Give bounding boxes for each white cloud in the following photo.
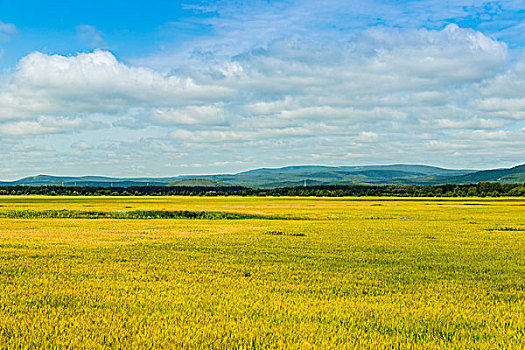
[475,53,525,120]
[357,131,379,142]
[11,144,55,152]
[470,129,517,140]
[151,105,227,125]
[170,126,312,143]
[0,116,91,136]
[0,50,230,120]
[71,141,92,150]
[435,118,504,129]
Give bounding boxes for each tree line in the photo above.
[0,182,524,197]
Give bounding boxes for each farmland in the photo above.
[0,196,524,349]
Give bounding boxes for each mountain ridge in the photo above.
[1,164,523,188]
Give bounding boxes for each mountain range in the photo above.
[1,164,524,188]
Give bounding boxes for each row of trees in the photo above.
[0,182,524,197]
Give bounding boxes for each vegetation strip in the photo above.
[0,209,278,220]
[1,182,524,197]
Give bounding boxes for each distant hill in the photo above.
[258,179,326,189]
[1,163,523,188]
[206,164,477,187]
[167,179,230,187]
[439,164,525,184]
[0,175,176,187]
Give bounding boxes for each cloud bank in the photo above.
[0,24,523,177]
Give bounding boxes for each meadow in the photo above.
[0,196,523,349]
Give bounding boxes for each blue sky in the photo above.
[0,0,524,179]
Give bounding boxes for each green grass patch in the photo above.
[0,209,275,220]
[263,230,306,237]
[486,226,523,232]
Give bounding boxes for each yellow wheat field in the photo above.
[0,196,523,349]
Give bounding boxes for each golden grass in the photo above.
[0,196,523,348]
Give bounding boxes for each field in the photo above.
[0,196,524,349]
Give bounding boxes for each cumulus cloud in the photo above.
[0,50,230,120]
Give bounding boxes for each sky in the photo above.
[0,0,524,179]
